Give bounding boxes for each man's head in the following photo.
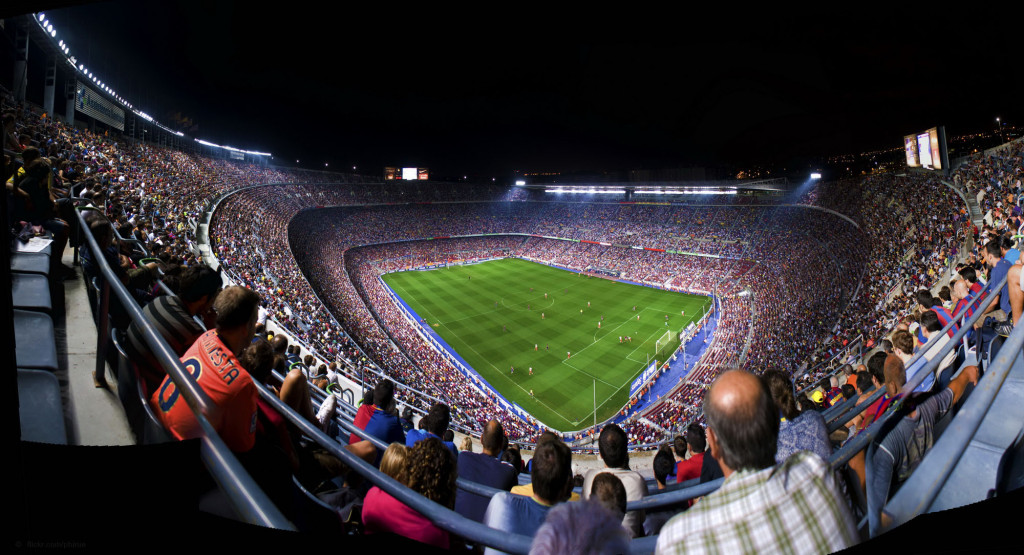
[1001,234,1016,254]
[867,351,887,387]
[891,330,915,358]
[653,445,675,488]
[883,354,907,397]
[702,370,779,475]
[481,419,505,455]
[938,286,951,304]
[373,379,395,409]
[841,384,856,400]
[919,310,942,337]
[590,472,627,520]
[958,266,977,284]
[214,286,260,332]
[531,435,573,505]
[177,263,221,314]
[855,371,873,395]
[425,402,451,437]
[839,364,853,380]
[672,435,687,459]
[270,334,288,354]
[685,422,707,455]
[985,239,1002,265]
[597,423,628,469]
[951,279,969,303]
[213,286,261,355]
[20,146,40,164]
[916,289,936,310]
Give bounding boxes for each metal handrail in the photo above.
[824,272,1006,438]
[881,321,1024,531]
[74,208,294,530]
[254,382,533,553]
[823,268,1010,537]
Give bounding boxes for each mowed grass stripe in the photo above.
[382,258,712,431]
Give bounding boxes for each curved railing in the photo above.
[74,208,294,530]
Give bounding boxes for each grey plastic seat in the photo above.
[17,369,67,444]
[10,252,50,276]
[11,273,52,313]
[14,310,59,371]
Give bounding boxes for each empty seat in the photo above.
[17,369,67,444]
[14,310,59,371]
[11,273,52,313]
[10,252,50,276]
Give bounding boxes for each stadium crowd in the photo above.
[7,81,1023,551]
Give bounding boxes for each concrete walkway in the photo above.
[59,246,133,446]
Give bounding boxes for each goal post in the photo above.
[655,329,675,359]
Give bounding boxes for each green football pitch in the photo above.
[381,258,712,431]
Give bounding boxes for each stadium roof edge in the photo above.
[517,178,790,192]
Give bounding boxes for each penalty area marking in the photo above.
[435,319,580,427]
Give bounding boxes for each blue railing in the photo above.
[880,317,1023,530]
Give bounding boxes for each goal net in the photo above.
[655,329,676,359]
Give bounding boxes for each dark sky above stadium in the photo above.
[17,2,1023,178]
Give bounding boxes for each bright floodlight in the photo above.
[810,172,822,179]
[51,29,56,37]
[38,13,45,21]
[515,180,526,186]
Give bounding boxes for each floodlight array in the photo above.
[33,12,270,158]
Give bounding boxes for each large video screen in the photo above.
[384,167,429,180]
[904,126,946,170]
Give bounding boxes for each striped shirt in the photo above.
[656,451,858,555]
[126,294,204,391]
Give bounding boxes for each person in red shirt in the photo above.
[151,286,261,452]
[674,423,708,509]
[675,423,707,482]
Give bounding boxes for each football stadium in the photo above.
[6,5,1024,552]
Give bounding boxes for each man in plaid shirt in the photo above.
[656,370,859,554]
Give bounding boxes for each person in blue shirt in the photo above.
[1001,234,1020,265]
[483,434,573,555]
[406,402,458,459]
[978,239,1013,321]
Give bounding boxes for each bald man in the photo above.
[455,419,519,523]
[656,370,858,554]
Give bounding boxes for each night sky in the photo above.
[14,2,1023,177]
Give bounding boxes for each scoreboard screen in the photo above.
[903,126,946,170]
[384,167,429,180]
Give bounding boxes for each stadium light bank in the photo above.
[35,13,268,156]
